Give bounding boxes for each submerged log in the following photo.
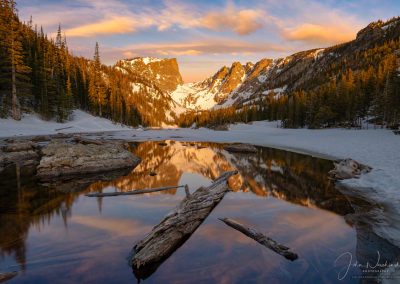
[85,185,186,197]
[130,171,238,279]
[219,218,298,261]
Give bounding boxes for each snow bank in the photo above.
[0,110,130,137]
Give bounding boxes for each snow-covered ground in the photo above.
[0,110,131,136]
[1,114,399,246]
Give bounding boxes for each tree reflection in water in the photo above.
[0,141,398,282]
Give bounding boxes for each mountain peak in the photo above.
[117,57,183,93]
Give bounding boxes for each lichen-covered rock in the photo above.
[329,158,372,180]
[37,140,141,180]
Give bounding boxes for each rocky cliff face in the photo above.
[170,61,252,111]
[170,17,400,112]
[116,57,183,94]
[108,17,400,117]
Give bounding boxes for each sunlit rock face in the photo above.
[117,57,183,94]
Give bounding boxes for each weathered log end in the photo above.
[219,217,298,261]
[129,171,238,280]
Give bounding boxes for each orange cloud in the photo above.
[65,17,137,37]
[201,6,264,35]
[122,40,286,57]
[59,1,266,38]
[283,23,357,45]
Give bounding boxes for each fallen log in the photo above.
[219,218,298,261]
[85,185,187,197]
[224,143,257,153]
[129,171,238,280]
[54,126,73,131]
[0,271,18,283]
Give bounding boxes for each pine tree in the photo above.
[0,0,31,120]
[89,42,105,116]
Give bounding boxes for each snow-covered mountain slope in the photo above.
[169,17,400,112]
[169,50,325,111]
[170,61,256,111]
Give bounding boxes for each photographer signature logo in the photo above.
[334,251,400,280]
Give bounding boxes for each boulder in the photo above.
[37,140,141,181]
[224,143,258,153]
[329,158,372,180]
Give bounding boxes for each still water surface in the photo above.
[1,141,396,283]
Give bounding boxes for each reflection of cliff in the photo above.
[224,147,354,216]
[86,141,239,194]
[87,141,353,217]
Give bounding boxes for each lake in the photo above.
[1,141,398,283]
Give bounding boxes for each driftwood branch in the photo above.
[85,185,187,197]
[54,126,73,131]
[129,171,238,280]
[219,218,298,261]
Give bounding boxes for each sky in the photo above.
[17,0,400,82]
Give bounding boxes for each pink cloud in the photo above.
[282,23,358,45]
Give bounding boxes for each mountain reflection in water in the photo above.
[0,141,398,283]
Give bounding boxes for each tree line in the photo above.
[0,0,174,126]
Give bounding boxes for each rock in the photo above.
[329,158,372,180]
[37,140,141,181]
[52,133,73,139]
[209,124,229,131]
[72,136,104,145]
[393,130,400,135]
[0,141,40,171]
[2,141,35,152]
[31,135,51,142]
[224,143,258,153]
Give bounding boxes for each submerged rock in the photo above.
[329,158,372,180]
[37,140,141,181]
[224,143,258,153]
